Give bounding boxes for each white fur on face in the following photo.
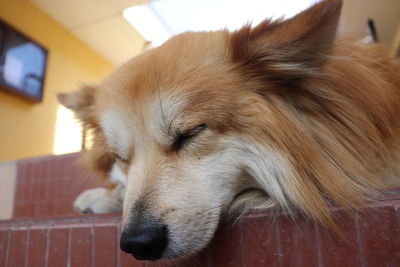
[149,92,185,146]
[120,133,290,258]
[100,97,292,258]
[162,135,291,257]
[109,164,127,185]
[232,138,293,210]
[101,109,135,159]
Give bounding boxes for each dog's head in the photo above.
[59,0,346,260]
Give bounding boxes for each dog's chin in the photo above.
[159,191,270,260]
[159,212,221,260]
[160,237,212,261]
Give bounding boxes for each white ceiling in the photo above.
[31,0,400,66]
[31,0,148,66]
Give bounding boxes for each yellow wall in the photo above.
[0,0,113,161]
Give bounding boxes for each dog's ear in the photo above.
[230,0,342,87]
[57,85,97,126]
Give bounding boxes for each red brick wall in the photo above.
[13,153,98,218]
[2,153,400,266]
[0,202,399,266]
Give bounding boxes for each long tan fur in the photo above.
[58,0,400,258]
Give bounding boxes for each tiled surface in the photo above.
[26,229,47,267]
[212,221,244,267]
[0,201,399,267]
[13,152,99,218]
[0,161,17,220]
[0,230,8,266]
[358,207,400,266]
[71,227,92,267]
[48,228,68,267]
[242,216,279,266]
[1,153,399,266]
[278,216,318,267]
[6,230,27,267]
[94,226,118,267]
[317,211,361,267]
[0,215,145,267]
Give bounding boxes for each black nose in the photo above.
[120,221,168,261]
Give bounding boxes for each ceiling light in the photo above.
[123,0,320,46]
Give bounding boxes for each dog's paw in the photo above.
[73,188,122,214]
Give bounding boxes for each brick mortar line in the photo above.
[396,206,400,227]
[0,215,121,228]
[238,220,244,267]
[275,222,283,267]
[66,227,71,267]
[365,200,400,208]
[4,231,10,267]
[12,160,21,218]
[242,200,400,219]
[2,201,398,229]
[44,228,50,267]
[90,227,94,267]
[0,221,121,231]
[15,198,84,204]
[116,226,121,267]
[2,201,397,231]
[315,225,323,267]
[24,228,30,267]
[354,214,366,267]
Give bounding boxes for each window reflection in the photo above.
[0,20,47,101]
[3,43,46,98]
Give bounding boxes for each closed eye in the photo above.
[114,153,129,164]
[173,123,207,152]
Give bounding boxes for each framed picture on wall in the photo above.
[0,19,48,102]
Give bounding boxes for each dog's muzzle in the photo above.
[120,220,168,261]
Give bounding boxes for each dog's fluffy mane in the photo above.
[59,0,400,231]
[228,0,400,229]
